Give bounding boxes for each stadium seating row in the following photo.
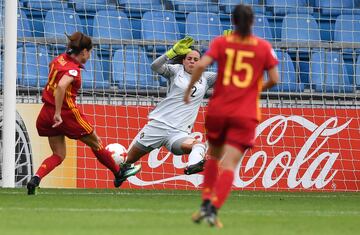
[17,0,360,16]
[9,8,360,45]
[6,45,360,93]
[2,0,358,94]
[11,1,360,41]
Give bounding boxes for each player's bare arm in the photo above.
[262,66,279,91]
[52,75,74,128]
[184,55,213,104]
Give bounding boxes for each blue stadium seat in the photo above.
[253,14,273,41]
[185,12,222,42]
[118,0,163,13]
[266,0,312,15]
[70,0,117,12]
[219,0,265,14]
[92,10,132,49]
[141,11,180,53]
[113,46,157,89]
[92,10,132,83]
[44,9,83,39]
[17,45,51,88]
[25,0,68,10]
[314,0,358,16]
[169,0,219,13]
[82,50,109,89]
[269,51,303,92]
[18,9,32,40]
[281,14,321,42]
[311,51,352,93]
[334,15,360,44]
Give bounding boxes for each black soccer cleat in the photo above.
[191,199,211,224]
[114,163,141,188]
[27,176,40,195]
[204,204,223,228]
[184,159,206,175]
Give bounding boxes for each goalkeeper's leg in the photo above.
[170,137,206,175]
[185,142,206,175]
[111,142,150,188]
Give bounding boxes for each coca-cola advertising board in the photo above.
[76,105,360,192]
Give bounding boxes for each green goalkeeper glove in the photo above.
[223,29,233,36]
[165,36,195,59]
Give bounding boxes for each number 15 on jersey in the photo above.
[223,49,255,88]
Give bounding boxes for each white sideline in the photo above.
[0,207,360,217]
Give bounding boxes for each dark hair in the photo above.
[232,4,254,37]
[66,31,93,55]
[170,48,202,64]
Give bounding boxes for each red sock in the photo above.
[92,147,120,175]
[212,169,234,209]
[202,158,219,201]
[35,154,63,179]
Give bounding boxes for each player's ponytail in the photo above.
[232,4,254,38]
[66,31,93,55]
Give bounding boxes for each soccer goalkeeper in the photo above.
[121,36,216,180]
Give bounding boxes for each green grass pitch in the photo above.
[0,188,359,235]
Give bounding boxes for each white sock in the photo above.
[188,143,206,166]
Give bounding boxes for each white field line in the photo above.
[0,190,360,198]
[0,207,360,217]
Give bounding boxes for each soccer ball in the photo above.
[105,143,127,165]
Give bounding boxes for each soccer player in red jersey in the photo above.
[184,4,279,227]
[27,32,140,195]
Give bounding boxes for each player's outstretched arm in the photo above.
[184,55,213,104]
[150,54,172,77]
[151,36,195,79]
[262,66,279,91]
[165,36,194,59]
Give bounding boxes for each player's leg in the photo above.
[211,144,243,210]
[204,144,243,228]
[170,137,207,175]
[107,142,150,187]
[204,118,257,227]
[113,120,164,186]
[27,135,66,195]
[126,142,151,164]
[192,142,223,225]
[125,120,164,167]
[192,114,225,225]
[180,138,206,175]
[80,132,141,188]
[80,132,120,175]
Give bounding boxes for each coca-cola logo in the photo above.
[128,116,352,190]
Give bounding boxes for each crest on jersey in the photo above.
[69,69,78,76]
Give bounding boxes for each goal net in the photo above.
[1,0,359,191]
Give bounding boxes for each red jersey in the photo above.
[42,53,83,110]
[205,34,278,121]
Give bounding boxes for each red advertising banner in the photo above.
[77,105,360,192]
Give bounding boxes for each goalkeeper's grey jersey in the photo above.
[149,55,216,133]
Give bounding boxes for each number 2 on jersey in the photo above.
[223,49,255,88]
[190,86,197,97]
